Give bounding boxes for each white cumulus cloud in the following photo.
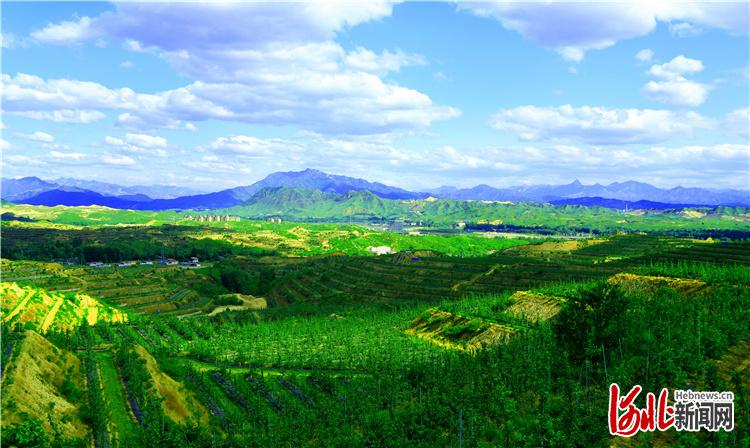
[12,109,106,123]
[459,1,748,61]
[635,49,654,63]
[669,22,702,37]
[489,105,712,144]
[648,55,704,79]
[642,79,710,107]
[30,16,97,45]
[642,55,710,106]
[345,47,426,74]
[101,154,136,166]
[49,151,85,160]
[14,131,55,142]
[124,133,167,148]
[723,108,750,139]
[104,134,168,157]
[15,2,458,135]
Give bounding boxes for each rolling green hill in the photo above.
[231,187,409,221]
[220,187,750,235]
[5,190,750,238]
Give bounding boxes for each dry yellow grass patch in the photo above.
[1,282,35,323]
[76,293,127,325]
[133,345,210,426]
[289,226,311,236]
[407,308,518,353]
[690,237,715,243]
[724,214,750,222]
[607,273,706,296]
[1,331,89,439]
[1,283,127,333]
[680,210,707,219]
[715,340,750,388]
[506,291,566,323]
[40,295,65,333]
[207,294,268,316]
[506,238,605,257]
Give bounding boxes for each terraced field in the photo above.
[3,235,745,319]
[1,260,222,316]
[504,291,566,323]
[2,226,749,447]
[265,253,610,307]
[263,235,747,308]
[1,283,127,333]
[32,315,386,446]
[407,308,519,352]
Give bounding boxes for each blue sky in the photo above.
[1,1,748,191]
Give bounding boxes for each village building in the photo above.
[185,214,241,222]
[116,261,136,267]
[368,246,393,256]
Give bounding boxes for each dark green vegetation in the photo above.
[2,202,750,447]
[0,224,275,263]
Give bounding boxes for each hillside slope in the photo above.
[1,331,89,440]
[1,283,127,333]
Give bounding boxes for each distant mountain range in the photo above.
[227,168,427,201]
[2,169,748,211]
[217,187,750,225]
[232,187,405,220]
[53,178,205,199]
[1,177,204,201]
[431,180,750,206]
[549,197,710,210]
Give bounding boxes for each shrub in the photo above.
[4,418,49,448]
[213,295,243,307]
[60,377,82,402]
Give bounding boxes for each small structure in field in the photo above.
[268,217,282,223]
[368,246,393,256]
